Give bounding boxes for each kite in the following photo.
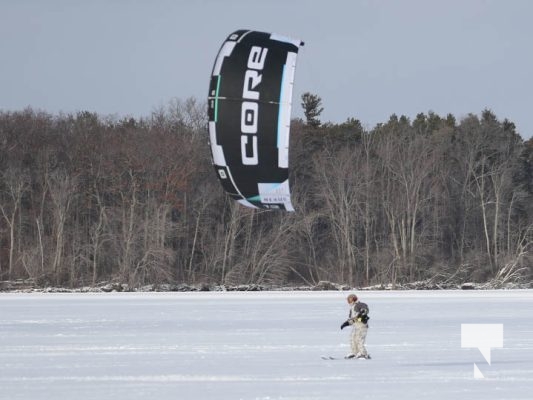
[208,30,304,211]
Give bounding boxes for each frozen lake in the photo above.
[1,290,532,400]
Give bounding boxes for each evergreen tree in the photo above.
[300,92,324,128]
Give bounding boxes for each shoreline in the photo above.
[1,279,531,294]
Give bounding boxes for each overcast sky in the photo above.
[1,0,532,138]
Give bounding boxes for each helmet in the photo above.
[347,294,358,303]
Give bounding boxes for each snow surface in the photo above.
[1,290,532,400]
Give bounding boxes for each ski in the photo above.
[321,355,371,360]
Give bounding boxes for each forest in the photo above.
[0,97,532,289]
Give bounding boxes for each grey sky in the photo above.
[1,0,532,138]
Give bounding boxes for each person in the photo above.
[340,294,370,359]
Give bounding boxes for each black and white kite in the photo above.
[208,30,304,211]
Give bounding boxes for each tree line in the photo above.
[0,99,531,288]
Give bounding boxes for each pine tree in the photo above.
[301,92,324,128]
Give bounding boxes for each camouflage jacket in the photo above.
[348,301,369,324]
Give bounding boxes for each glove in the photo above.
[340,321,350,330]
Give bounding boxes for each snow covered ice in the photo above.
[1,290,532,400]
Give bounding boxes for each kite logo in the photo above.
[461,324,503,379]
[241,46,268,166]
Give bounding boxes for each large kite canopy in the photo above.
[207,30,304,211]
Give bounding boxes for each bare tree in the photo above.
[46,170,77,282]
[0,168,29,279]
[457,112,526,275]
[376,118,439,283]
[314,146,363,285]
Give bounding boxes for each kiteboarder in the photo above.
[340,294,371,359]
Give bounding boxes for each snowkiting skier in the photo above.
[341,294,371,359]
